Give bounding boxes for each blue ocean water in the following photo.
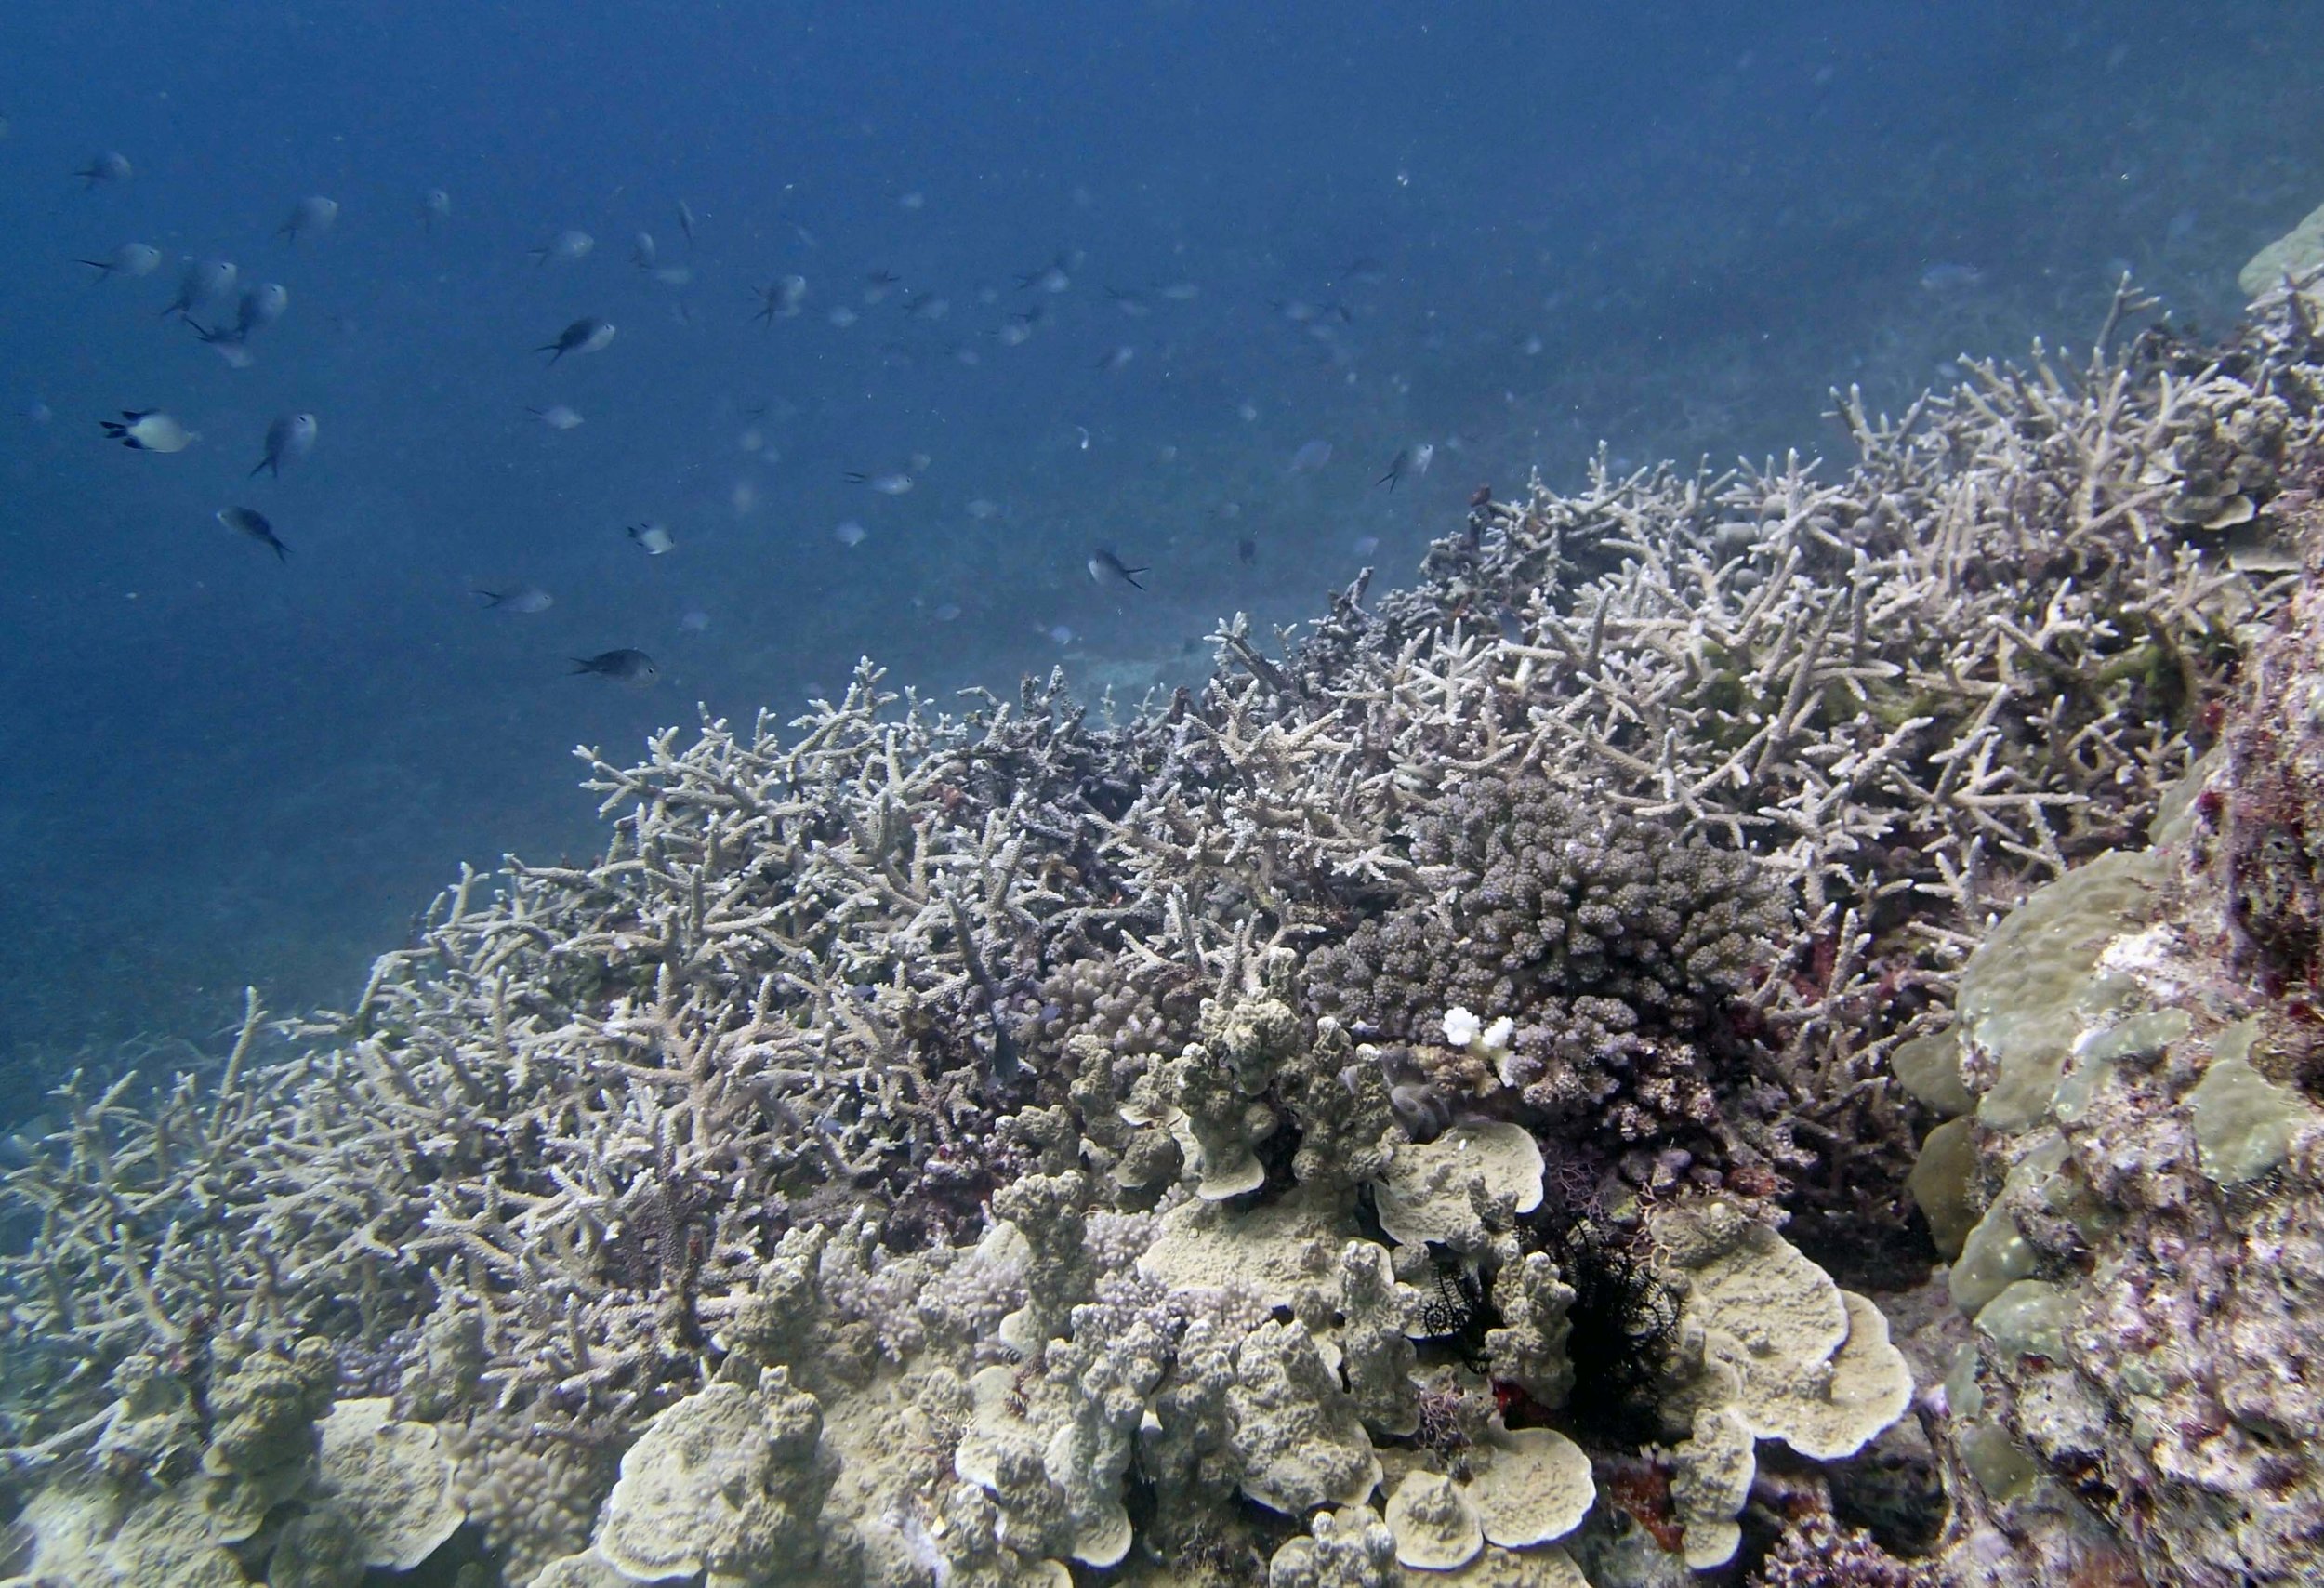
[0,0,2316,1092]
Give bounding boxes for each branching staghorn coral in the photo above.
[3,285,2318,1575]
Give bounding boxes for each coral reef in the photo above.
[3,278,2320,1586]
[1897,471,2324,1585]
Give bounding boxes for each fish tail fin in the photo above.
[1127,567,1149,589]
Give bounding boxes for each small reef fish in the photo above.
[231,282,290,337]
[77,243,161,281]
[188,285,286,366]
[99,409,198,452]
[1919,261,1986,294]
[1375,443,1434,489]
[676,199,698,248]
[631,232,658,271]
[475,584,554,613]
[251,413,317,477]
[845,470,914,495]
[833,520,868,548]
[1096,344,1136,373]
[217,507,288,562]
[1288,438,1333,473]
[997,305,1043,347]
[188,286,293,367]
[190,323,256,368]
[74,151,132,187]
[532,229,594,266]
[537,318,615,362]
[753,275,808,323]
[964,498,999,521]
[421,188,452,230]
[528,404,584,430]
[627,522,675,555]
[1088,548,1148,591]
[572,648,657,682]
[278,195,338,244]
[1018,255,1072,294]
[159,258,237,321]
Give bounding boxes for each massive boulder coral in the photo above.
[1265,1503,1398,1588]
[1228,1319,1383,1516]
[591,1366,844,1586]
[0,1343,467,1587]
[311,1397,464,1572]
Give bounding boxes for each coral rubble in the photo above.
[5,276,2323,1586]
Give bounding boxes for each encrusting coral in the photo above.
[1898,473,2324,1585]
[592,1364,842,1585]
[3,274,2321,1585]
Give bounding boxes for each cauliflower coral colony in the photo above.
[9,245,2324,1587]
